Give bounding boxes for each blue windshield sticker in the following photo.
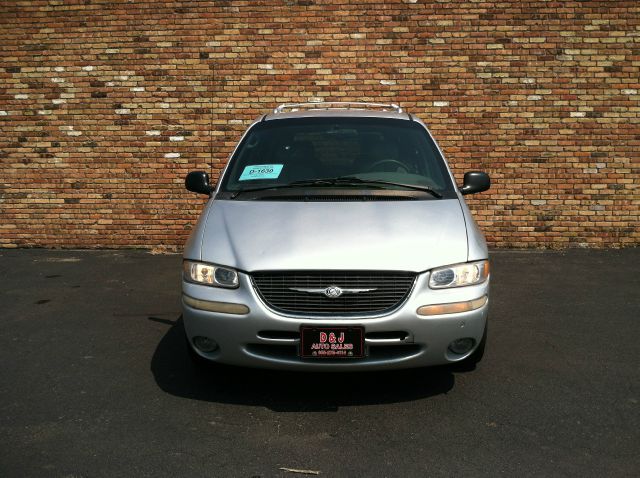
[239,164,284,181]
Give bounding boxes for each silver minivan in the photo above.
[182,102,491,371]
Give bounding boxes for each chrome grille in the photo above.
[251,271,416,316]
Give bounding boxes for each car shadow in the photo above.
[150,316,455,412]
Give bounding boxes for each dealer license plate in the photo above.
[299,326,365,358]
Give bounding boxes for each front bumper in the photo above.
[182,272,489,371]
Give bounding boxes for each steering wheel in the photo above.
[367,159,409,173]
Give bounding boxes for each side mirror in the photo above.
[185,171,213,195]
[460,171,490,195]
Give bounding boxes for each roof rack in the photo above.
[273,102,403,114]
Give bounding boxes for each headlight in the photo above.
[429,260,489,289]
[183,260,239,288]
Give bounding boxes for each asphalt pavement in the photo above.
[0,248,638,477]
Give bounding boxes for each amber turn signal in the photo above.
[417,295,487,316]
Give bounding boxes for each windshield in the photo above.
[220,117,455,197]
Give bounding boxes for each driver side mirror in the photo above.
[185,171,213,195]
[460,171,490,195]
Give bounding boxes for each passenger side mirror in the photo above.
[185,171,213,195]
[460,171,490,195]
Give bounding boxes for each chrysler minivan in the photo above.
[182,102,491,371]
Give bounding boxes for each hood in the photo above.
[198,199,468,272]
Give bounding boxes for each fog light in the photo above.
[193,336,219,353]
[448,338,475,355]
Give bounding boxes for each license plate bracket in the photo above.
[299,326,365,359]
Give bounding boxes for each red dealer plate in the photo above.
[300,326,365,359]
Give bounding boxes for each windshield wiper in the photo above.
[328,176,443,198]
[229,180,333,198]
[229,177,442,199]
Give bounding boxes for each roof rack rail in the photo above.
[273,102,403,114]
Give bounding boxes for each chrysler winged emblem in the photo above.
[291,285,376,298]
[324,286,343,298]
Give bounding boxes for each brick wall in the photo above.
[1,0,638,250]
